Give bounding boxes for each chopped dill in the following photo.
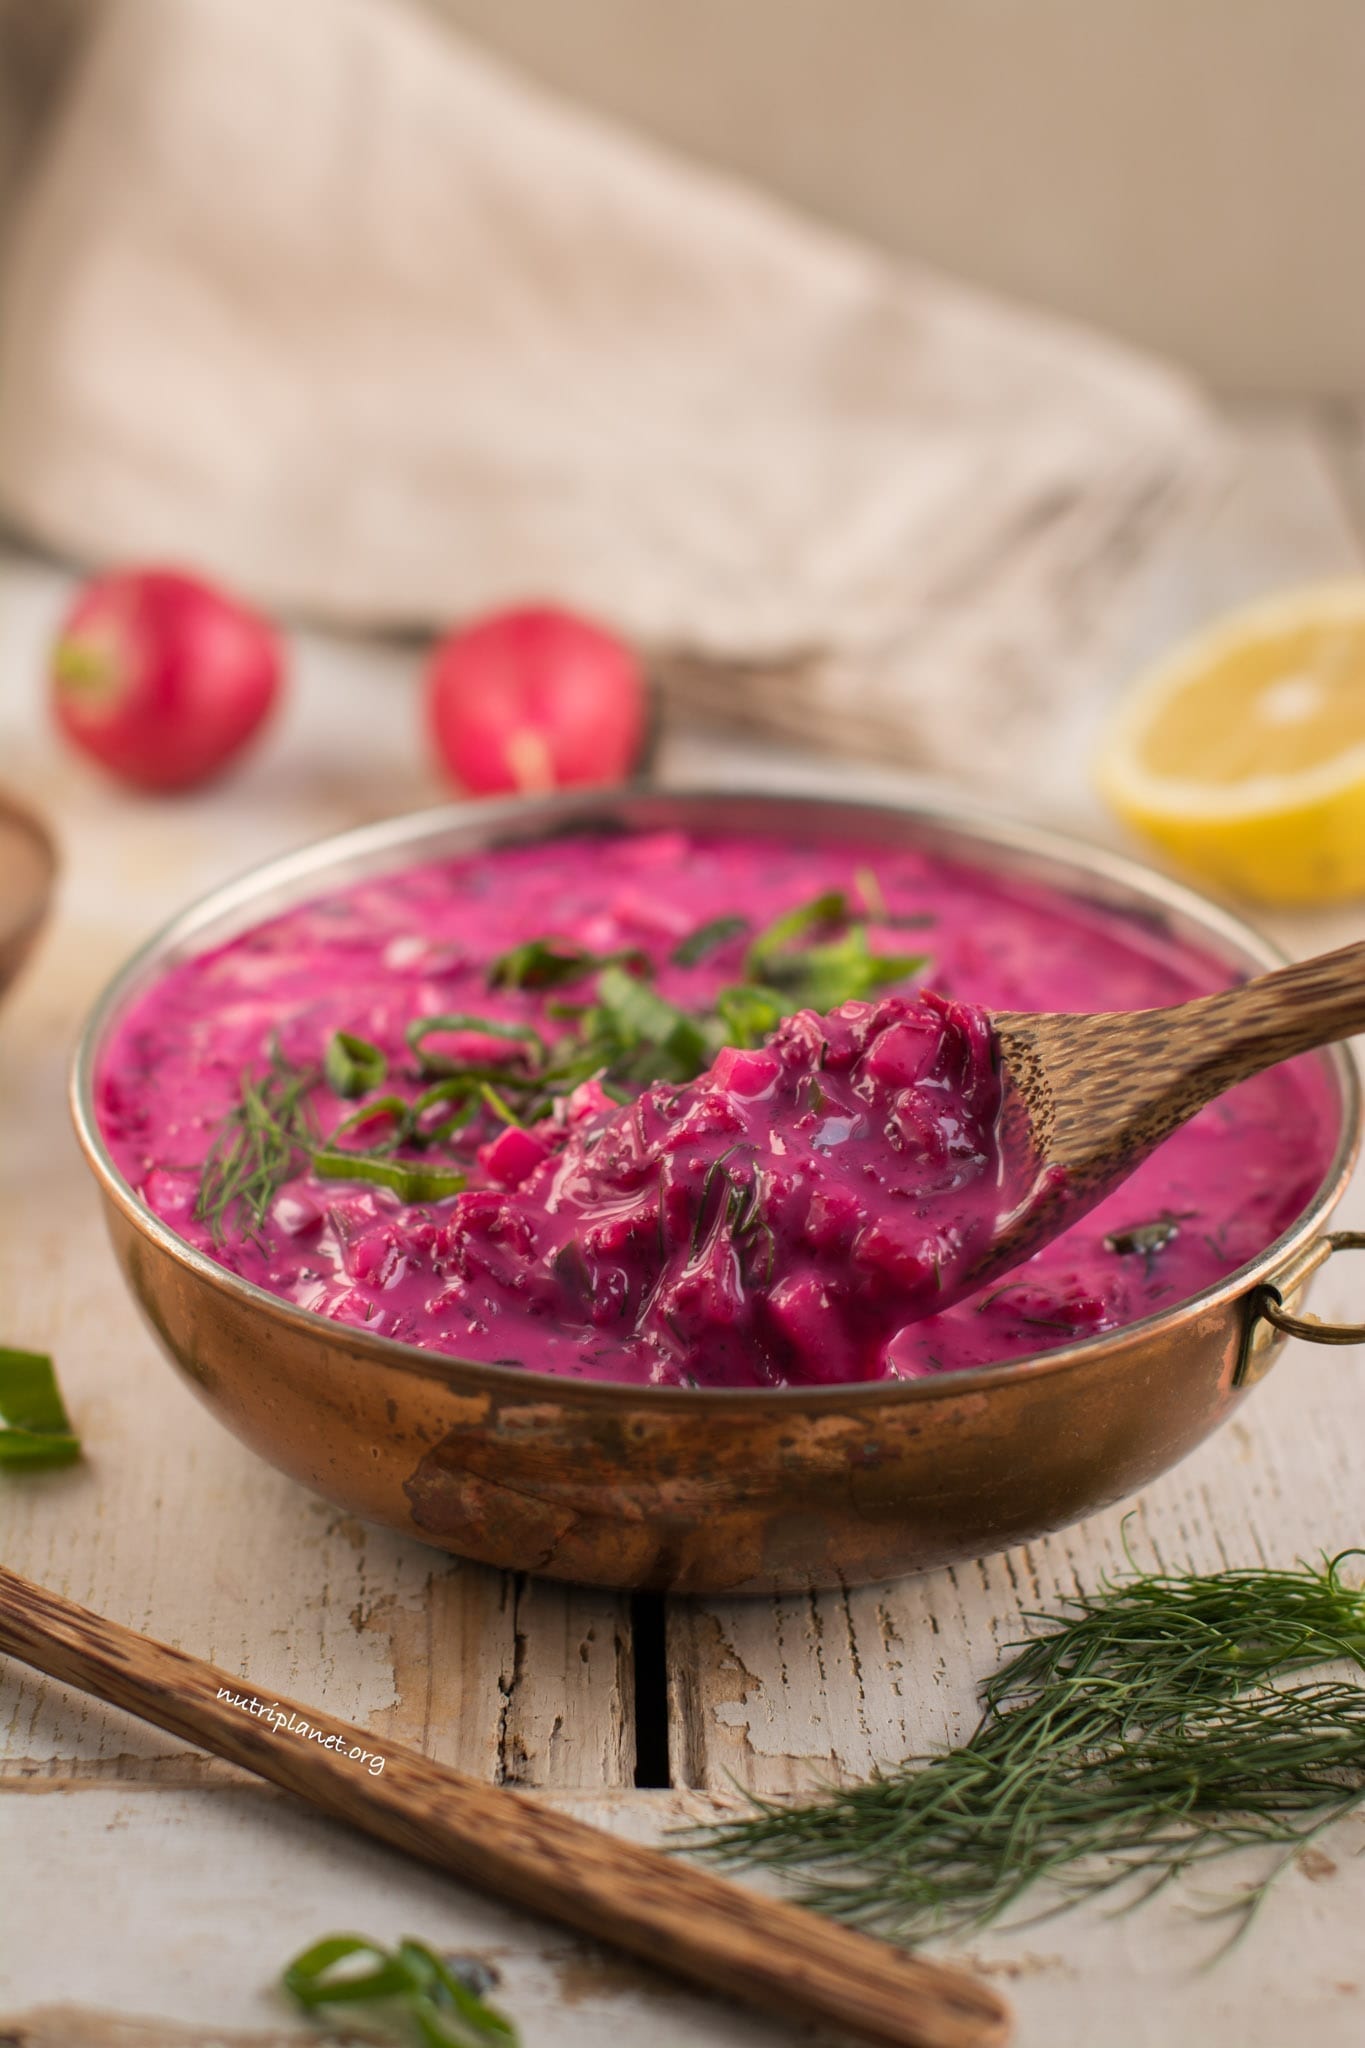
[694,1551,1365,1952]
[194,1041,318,1246]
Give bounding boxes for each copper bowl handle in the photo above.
[1250,1229,1365,1344]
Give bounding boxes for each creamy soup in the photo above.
[98,828,1336,1387]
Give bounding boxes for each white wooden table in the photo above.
[2,405,1364,2048]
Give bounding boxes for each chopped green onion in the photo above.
[313,1151,467,1203]
[595,963,714,1079]
[488,936,647,990]
[744,891,848,979]
[478,1080,522,1127]
[325,1030,388,1099]
[711,982,787,1048]
[0,1348,80,1469]
[671,915,748,967]
[407,1013,547,1075]
[281,1932,518,2046]
[331,1094,410,1144]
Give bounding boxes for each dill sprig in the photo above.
[194,1042,319,1246]
[194,1037,467,1244]
[695,1552,1365,1950]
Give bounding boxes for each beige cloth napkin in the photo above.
[0,0,1216,786]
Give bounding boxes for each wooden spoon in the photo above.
[983,940,1365,1285]
[0,1565,1010,2048]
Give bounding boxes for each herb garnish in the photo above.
[488,937,647,990]
[194,1034,468,1242]
[281,1932,517,2045]
[0,1348,80,1468]
[671,914,749,967]
[194,892,928,1240]
[195,1043,321,1245]
[311,1150,468,1203]
[324,1030,388,1099]
[415,891,927,1125]
[1105,1211,1194,1278]
[742,891,927,1013]
[697,1552,1365,1951]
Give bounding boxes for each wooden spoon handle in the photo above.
[0,1566,1009,2048]
[1185,940,1365,1080]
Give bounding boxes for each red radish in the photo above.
[51,567,282,792]
[425,605,646,796]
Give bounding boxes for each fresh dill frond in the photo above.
[194,1043,318,1245]
[694,1552,1365,1951]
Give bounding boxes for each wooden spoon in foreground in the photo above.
[0,1566,1009,2048]
[984,939,1365,1286]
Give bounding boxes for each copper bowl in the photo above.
[70,789,1363,1595]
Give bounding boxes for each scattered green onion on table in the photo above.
[281,1933,518,2047]
[696,1552,1365,1953]
[0,1348,80,1468]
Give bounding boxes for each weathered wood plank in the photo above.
[0,552,633,1788]
[2,1781,1362,2048]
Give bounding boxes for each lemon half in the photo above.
[1096,582,1365,904]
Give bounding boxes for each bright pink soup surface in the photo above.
[98,829,1337,1387]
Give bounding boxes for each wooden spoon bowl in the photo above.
[0,791,56,1007]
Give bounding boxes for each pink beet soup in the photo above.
[97,827,1338,1388]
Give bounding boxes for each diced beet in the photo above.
[802,1182,863,1253]
[762,1274,860,1383]
[861,1018,938,1090]
[141,1168,198,1219]
[852,1220,938,1299]
[345,1227,410,1289]
[271,1181,324,1236]
[564,1078,615,1126]
[477,1124,551,1188]
[654,1235,747,1339]
[708,1045,780,1097]
[582,1199,661,1261]
[658,1091,744,1152]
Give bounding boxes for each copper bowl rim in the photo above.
[69,782,1361,1411]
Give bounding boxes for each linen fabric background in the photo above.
[0,0,1217,787]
